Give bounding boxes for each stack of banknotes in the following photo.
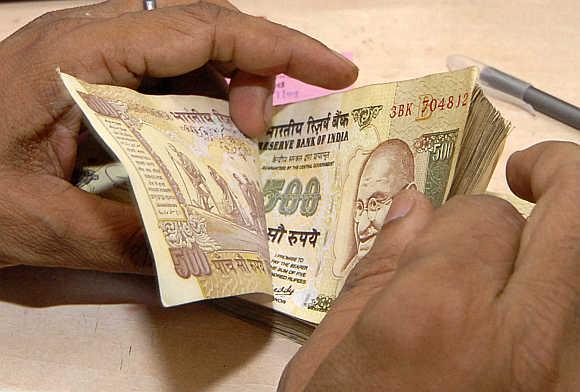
[62,67,515,342]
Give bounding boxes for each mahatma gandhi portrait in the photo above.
[337,138,415,275]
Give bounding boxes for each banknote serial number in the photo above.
[389,92,470,121]
[263,177,321,217]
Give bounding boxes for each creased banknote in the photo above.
[61,73,272,306]
[63,67,507,323]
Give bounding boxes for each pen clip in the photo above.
[446,55,536,116]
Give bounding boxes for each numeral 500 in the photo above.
[263,177,321,216]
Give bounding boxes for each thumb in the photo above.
[1,175,154,275]
[228,71,276,137]
[279,189,434,392]
[349,189,434,285]
[341,189,435,309]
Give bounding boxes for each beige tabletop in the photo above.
[0,1,578,391]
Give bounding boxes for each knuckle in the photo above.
[542,140,580,161]
[32,11,80,36]
[341,254,397,294]
[483,195,525,226]
[33,10,65,25]
[421,285,472,328]
[163,2,232,45]
[28,21,87,57]
[218,0,240,11]
[447,194,524,232]
[534,141,580,183]
[551,161,580,193]
[403,195,523,265]
[199,0,242,32]
[185,1,238,22]
[355,275,471,352]
[443,193,479,212]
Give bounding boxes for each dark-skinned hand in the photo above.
[0,0,357,273]
[280,141,580,392]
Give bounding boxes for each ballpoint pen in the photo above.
[447,55,580,130]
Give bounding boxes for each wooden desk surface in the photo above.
[0,1,578,391]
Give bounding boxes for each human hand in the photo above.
[280,141,580,391]
[0,0,357,272]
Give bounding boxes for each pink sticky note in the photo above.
[273,52,354,105]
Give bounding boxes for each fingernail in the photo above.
[263,92,273,128]
[332,49,358,70]
[384,192,415,224]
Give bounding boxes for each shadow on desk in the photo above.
[0,266,276,391]
[0,265,158,306]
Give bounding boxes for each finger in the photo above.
[139,64,228,98]
[397,195,525,298]
[59,2,357,88]
[229,71,275,136]
[53,190,155,274]
[337,190,434,331]
[1,176,153,275]
[9,1,239,63]
[280,190,434,392]
[507,141,580,204]
[344,189,435,293]
[29,0,239,21]
[10,2,356,144]
[17,0,240,53]
[504,141,580,307]
[51,190,154,274]
[322,190,434,345]
[313,195,526,391]
[296,195,524,391]
[15,0,154,39]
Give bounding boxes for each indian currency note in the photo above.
[76,162,129,193]
[60,73,272,306]
[63,68,484,319]
[259,68,478,323]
